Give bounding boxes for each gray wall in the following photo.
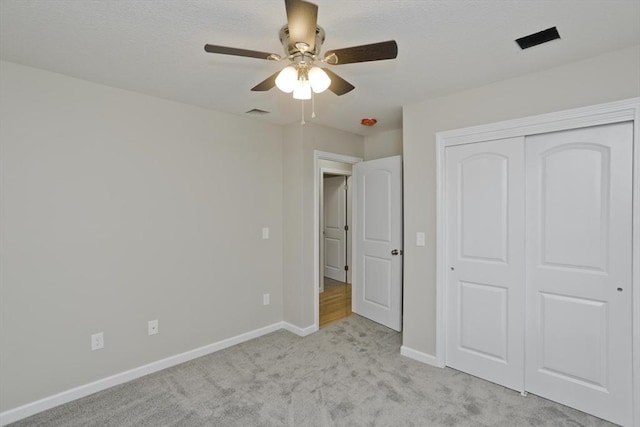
[0,61,285,411]
[401,45,640,357]
[364,129,403,160]
[0,59,363,412]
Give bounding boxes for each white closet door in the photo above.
[445,137,525,391]
[525,123,633,426]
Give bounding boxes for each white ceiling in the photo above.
[1,0,639,136]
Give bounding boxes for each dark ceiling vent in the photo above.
[245,108,270,115]
[515,27,560,50]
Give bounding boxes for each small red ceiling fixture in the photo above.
[360,117,377,126]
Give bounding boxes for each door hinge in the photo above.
[344,265,349,271]
[344,225,349,231]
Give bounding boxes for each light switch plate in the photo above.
[262,227,269,239]
[416,232,426,247]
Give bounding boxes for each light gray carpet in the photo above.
[10,315,615,427]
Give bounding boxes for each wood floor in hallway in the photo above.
[319,278,352,328]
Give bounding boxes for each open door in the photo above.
[352,156,403,331]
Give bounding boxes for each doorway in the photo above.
[319,163,353,327]
[313,151,404,332]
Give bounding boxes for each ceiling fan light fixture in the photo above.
[205,1,398,100]
[293,79,312,100]
[275,66,297,93]
[308,66,331,93]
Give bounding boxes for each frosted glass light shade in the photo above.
[308,67,331,93]
[293,80,311,100]
[275,66,297,93]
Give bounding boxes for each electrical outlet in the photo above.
[91,332,104,351]
[148,319,158,336]
[416,232,426,247]
[263,293,270,306]
[262,227,270,240]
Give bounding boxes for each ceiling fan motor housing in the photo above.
[279,25,325,58]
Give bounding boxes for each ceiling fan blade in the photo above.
[285,0,318,52]
[251,71,280,92]
[322,68,355,96]
[204,44,281,61]
[324,40,398,65]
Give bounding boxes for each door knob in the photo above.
[391,249,399,256]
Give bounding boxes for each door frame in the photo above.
[314,151,362,330]
[435,97,640,424]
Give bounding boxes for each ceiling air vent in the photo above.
[515,27,560,50]
[245,108,270,115]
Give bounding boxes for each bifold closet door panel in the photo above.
[525,122,633,426]
[445,137,525,391]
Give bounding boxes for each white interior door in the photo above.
[323,175,346,282]
[353,156,403,331]
[525,123,633,426]
[445,137,526,391]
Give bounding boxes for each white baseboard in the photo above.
[0,321,284,426]
[282,322,317,337]
[400,345,445,368]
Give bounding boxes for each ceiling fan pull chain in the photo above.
[301,100,306,125]
[311,91,316,119]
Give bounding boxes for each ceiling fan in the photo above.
[204,0,398,100]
